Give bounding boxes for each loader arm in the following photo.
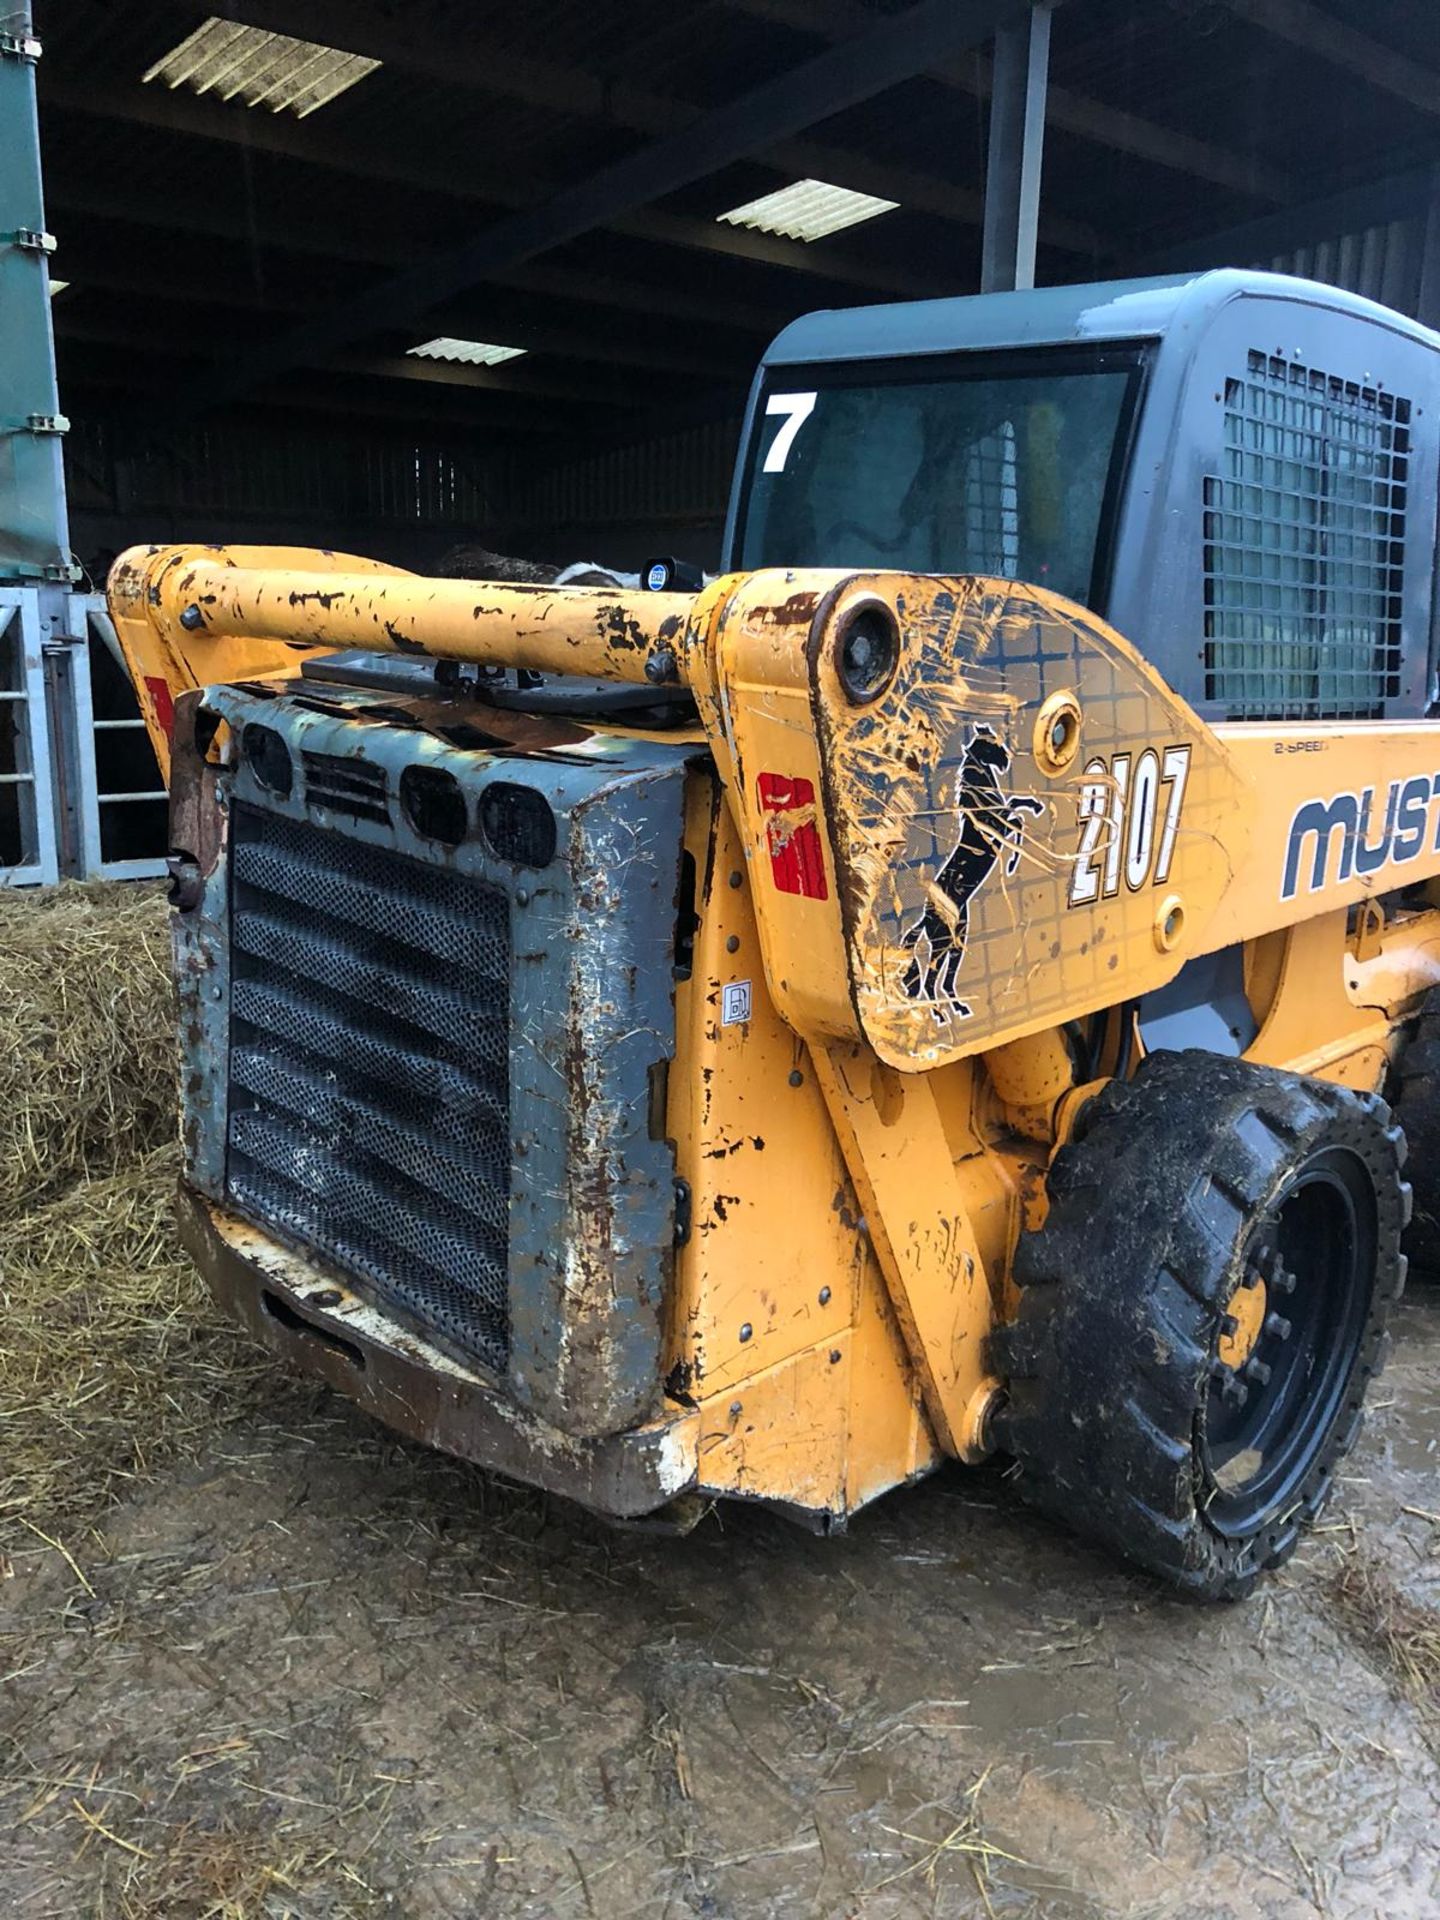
[107,545,419,781]
[109,542,1440,1458]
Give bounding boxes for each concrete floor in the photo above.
[3,1298,1439,1918]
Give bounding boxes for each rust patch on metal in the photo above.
[178,1186,698,1518]
[383,620,428,655]
[168,690,226,880]
[766,590,823,627]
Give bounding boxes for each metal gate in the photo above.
[0,584,168,887]
[0,589,59,885]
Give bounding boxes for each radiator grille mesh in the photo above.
[226,805,511,1370]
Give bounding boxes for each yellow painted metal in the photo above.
[666,777,953,1507]
[1218,1274,1267,1371]
[1347,903,1440,1018]
[810,1044,996,1459]
[982,1029,1078,1140]
[107,545,415,779]
[665,780,862,1398]
[1244,911,1396,1091]
[722,573,1247,1069]
[839,1221,943,1512]
[696,1334,856,1514]
[1211,726,1440,944]
[693,1295,938,1516]
[109,540,1440,1525]
[1352,898,1386,963]
[107,540,696,698]
[110,545,1440,1039]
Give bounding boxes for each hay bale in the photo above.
[0,882,286,1543]
[0,881,175,1217]
[0,1146,273,1542]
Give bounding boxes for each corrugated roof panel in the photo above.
[1269,216,1427,319]
[142,18,381,118]
[718,178,900,242]
[408,337,528,366]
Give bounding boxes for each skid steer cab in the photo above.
[109,270,1440,1600]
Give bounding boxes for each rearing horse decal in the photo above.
[899,724,1044,1014]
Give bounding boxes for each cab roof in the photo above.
[760,268,1440,368]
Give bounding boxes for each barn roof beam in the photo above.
[42,176,796,340]
[50,306,699,411]
[37,75,948,302]
[168,0,1047,412]
[57,350,590,440]
[1215,0,1440,119]
[725,0,1291,202]
[131,0,1101,257]
[43,233,754,384]
[1140,160,1438,276]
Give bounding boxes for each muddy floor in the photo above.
[3,1294,1439,1919]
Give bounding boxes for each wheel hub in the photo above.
[1201,1155,1374,1535]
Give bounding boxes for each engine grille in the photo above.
[225,804,511,1371]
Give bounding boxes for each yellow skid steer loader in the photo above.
[108,271,1440,1598]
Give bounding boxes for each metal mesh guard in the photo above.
[225,805,511,1371]
[1203,349,1410,721]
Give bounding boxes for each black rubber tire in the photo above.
[992,1050,1409,1601]
[1389,985,1440,1277]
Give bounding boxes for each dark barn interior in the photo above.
[32,0,1440,583]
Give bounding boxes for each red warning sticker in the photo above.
[757,772,828,901]
[144,675,176,743]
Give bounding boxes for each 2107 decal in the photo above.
[1067,746,1192,906]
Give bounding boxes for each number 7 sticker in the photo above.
[762,391,817,472]
[1154,745,1191,884]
